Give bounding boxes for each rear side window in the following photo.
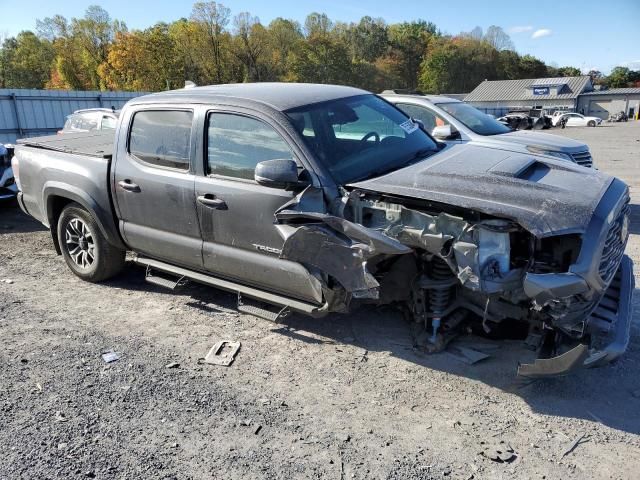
[207,113,294,180]
[129,110,193,170]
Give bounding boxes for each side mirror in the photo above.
[255,159,300,189]
[431,124,460,140]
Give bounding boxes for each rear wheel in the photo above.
[57,203,125,282]
[588,120,596,127]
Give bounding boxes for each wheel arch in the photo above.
[43,183,126,254]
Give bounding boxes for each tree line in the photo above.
[1,3,638,93]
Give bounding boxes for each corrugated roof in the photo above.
[580,87,640,96]
[464,76,592,102]
[530,77,570,86]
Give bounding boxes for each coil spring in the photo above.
[429,259,453,316]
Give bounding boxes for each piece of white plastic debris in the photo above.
[101,351,120,363]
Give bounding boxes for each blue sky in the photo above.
[1,0,638,74]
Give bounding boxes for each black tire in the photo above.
[588,120,596,127]
[57,203,125,282]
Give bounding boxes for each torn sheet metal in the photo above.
[274,187,411,298]
[517,343,589,378]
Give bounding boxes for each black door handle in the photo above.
[197,194,227,210]
[118,179,141,192]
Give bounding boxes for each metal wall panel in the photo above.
[0,89,147,144]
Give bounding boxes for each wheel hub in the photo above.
[65,218,95,269]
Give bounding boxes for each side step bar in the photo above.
[133,255,328,318]
[145,266,186,290]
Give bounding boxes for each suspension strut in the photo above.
[429,258,454,343]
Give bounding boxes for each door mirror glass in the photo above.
[255,159,299,189]
[431,124,460,140]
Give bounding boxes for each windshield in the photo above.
[437,102,511,136]
[286,94,439,184]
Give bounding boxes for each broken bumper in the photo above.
[518,255,634,378]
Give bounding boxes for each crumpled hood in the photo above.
[497,130,587,154]
[348,143,615,237]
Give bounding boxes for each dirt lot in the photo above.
[1,122,639,480]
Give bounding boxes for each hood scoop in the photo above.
[489,156,550,181]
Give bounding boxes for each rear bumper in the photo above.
[518,255,634,377]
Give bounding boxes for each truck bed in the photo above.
[17,131,114,159]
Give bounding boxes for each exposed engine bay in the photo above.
[275,184,633,378]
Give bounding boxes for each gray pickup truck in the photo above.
[13,83,633,377]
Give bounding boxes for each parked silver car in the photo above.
[382,92,594,167]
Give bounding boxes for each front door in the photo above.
[113,108,203,269]
[193,109,323,304]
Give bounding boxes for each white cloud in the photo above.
[508,25,533,34]
[532,28,552,39]
[623,60,640,70]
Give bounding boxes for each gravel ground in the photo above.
[1,122,640,480]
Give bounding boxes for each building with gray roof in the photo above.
[464,76,640,120]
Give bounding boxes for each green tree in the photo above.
[37,6,125,90]
[231,13,273,81]
[267,18,303,79]
[190,2,231,84]
[99,24,182,91]
[387,20,437,90]
[304,12,332,37]
[289,35,351,84]
[420,36,499,93]
[607,66,631,88]
[0,32,54,88]
[517,54,547,78]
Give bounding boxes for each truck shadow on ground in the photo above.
[0,205,47,234]
[269,300,640,436]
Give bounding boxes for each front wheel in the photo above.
[57,203,125,282]
[588,120,596,127]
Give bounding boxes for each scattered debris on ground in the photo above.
[101,350,120,363]
[561,433,589,458]
[203,341,241,366]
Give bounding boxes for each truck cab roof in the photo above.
[134,83,369,112]
[380,91,463,105]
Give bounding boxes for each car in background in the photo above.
[59,108,119,134]
[551,112,602,127]
[0,144,18,203]
[381,92,595,167]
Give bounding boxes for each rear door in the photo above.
[193,107,323,304]
[112,107,203,269]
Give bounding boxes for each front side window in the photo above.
[129,110,193,170]
[207,113,294,180]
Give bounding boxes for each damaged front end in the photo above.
[275,178,633,378]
